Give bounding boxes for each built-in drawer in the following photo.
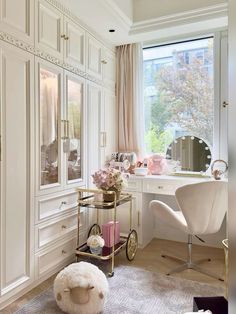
[143,179,178,195]
[125,178,142,192]
[36,237,77,277]
[35,191,78,222]
[35,210,80,251]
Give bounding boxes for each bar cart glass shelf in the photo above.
[75,188,138,277]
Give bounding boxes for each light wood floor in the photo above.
[2,238,226,313]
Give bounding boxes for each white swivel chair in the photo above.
[150,181,227,280]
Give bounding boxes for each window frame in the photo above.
[143,31,228,162]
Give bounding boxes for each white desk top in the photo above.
[130,174,212,182]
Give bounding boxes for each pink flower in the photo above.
[91,168,127,190]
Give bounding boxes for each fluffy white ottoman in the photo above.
[54,262,109,314]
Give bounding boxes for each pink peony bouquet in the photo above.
[92,168,127,191]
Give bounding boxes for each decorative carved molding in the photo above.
[0,31,35,54]
[0,31,103,86]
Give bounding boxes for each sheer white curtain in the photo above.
[116,43,144,159]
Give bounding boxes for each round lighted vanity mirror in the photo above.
[166,136,212,172]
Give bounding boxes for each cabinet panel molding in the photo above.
[87,35,102,80]
[0,42,34,295]
[35,190,78,222]
[87,81,102,187]
[36,237,76,277]
[0,0,34,43]
[64,18,85,70]
[103,48,116,90]
[36,0,63,58]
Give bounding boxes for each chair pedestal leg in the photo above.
[194,257,211,264]
[161,234,223,281]
[161,254,186,264]
[167,263,189,276]
[191,264,224,281]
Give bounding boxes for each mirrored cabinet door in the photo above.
[37,59,63,191]
[64,72,85,186]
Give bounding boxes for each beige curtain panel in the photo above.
[116,43,144,158]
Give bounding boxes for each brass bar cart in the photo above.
[75,188,138,277]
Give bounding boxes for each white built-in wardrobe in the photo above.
[0,0,116,308]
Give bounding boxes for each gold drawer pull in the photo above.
[223,101,229,108]
[61,34,66,39]
[61,225,67,229]
[59,201,67,210]
[62,250,67,255]
[64,36,69,40]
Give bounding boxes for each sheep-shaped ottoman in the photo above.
[54,262,109,314]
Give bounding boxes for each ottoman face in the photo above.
[193,296,228,314]
[54,262,109,314]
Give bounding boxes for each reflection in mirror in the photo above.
[40,68,59,186]
[67,79,82,181]
[166,136,212,172]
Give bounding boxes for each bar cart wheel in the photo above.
[126,229,138,261]
[88,223,101,238]
[108,271,114,277]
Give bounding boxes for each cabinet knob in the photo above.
[61,34,66,39]
[158,186,163,189]
[59,201,67,210]
[62,250,67,255]
[101,59,107,64]
[64,36,69,40]
[223,101,229,108]
[61,225,67,229]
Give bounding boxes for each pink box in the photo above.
[102,221,120,248]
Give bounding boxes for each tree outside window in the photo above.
[143,37,214,155]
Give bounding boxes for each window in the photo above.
[143,37,217,157]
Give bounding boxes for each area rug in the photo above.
[15,265,224,314]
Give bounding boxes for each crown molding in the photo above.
[0,31,103,86]
[102,0,133,31]
[130,3,228,35]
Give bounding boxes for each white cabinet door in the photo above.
[64,71,86,188]
[100,89,117,167]
[35,58,64,195]
[103,48,116,90]
[87,34,103,80]
[36,0,63,58]
[0,42,34,295]
[64,17,85,71]
[116,192,142,244]
[0,0,34,43]
[87,81,102,187]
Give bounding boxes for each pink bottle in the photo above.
[102,221,120,247]
[148,154,167,175]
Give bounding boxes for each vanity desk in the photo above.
[120,174,226,249]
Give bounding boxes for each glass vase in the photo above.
[103,187,121,202]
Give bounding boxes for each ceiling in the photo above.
[59,0,228,47]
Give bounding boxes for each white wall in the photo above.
[133,0,227,22]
